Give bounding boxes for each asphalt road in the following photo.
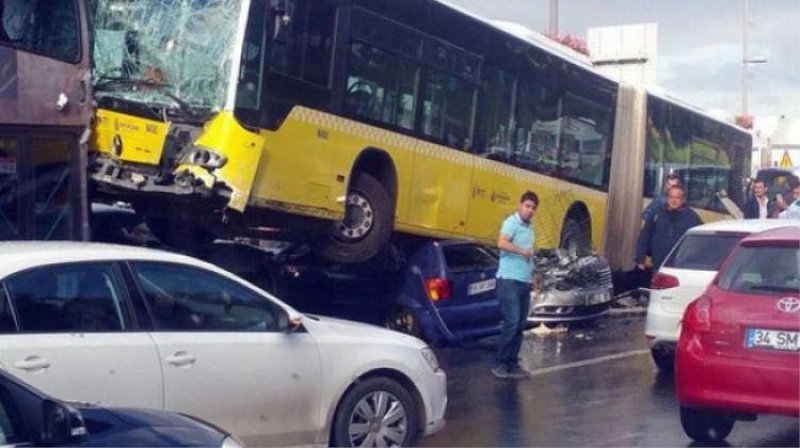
[418,314,799,447]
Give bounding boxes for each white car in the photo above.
[644,219,800,370]
[0,242,447,447]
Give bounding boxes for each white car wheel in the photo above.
[332,377,418,447]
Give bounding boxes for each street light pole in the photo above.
[742,0,748,116]
[549,0,559,35]
[742,0,767,118]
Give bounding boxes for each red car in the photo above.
[676,226,800,443]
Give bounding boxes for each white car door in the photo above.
[0,262,163,408]
[128,261,323,447]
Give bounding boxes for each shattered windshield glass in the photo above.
[92,0,244,113]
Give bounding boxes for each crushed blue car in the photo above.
[209,239,613,346]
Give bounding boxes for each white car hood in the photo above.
[302,314,425,347]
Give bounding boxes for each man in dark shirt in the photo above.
[743,178,775,219]
[635,185,703,270]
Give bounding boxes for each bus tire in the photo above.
[315,172,393,264]
[560,218,591,257]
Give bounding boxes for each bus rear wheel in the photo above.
[315,172,393,264]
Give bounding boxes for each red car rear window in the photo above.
[717,246,800,295]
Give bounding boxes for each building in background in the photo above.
[587,23,658,88]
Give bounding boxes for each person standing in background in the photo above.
[493,191,538,380]
[635,185,702,271]
[743,178,775,219]
[775,175,800,218]
[642,173,681,223]
[778,178,800,220]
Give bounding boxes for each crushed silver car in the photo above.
[529,250,614,323]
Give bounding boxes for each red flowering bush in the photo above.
[735,114,754,129]
[543,32,590,56]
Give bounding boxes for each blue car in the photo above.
[0,369,242,447]
[207,240,613,345]
[209,239,502,345]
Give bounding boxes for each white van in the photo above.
[644,219,800,370]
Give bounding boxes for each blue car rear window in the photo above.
[443,245,497,272]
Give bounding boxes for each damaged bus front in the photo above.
[91,0,267,250]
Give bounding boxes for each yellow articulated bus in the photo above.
[89,0,751,267]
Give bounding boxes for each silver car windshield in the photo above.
[92,0,244,112]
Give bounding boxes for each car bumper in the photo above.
[527,303,610,323]
[676,335,800,417]
[527,285,612,323]
[644,301,682,346]
[418,368,448,438]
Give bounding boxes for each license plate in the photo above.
[746,328,800,352]
[468,278,496,296]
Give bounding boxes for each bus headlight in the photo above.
[112,135,123,156]
[183,148,227,169]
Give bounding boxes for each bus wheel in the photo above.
[560,218,591,257]
[315,172,393,264]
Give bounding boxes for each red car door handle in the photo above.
[14,357,50,371]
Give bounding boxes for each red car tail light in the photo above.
[426,278,451,301]
[651,272,680,290]
[683,296,712,334]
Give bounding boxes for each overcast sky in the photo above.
[447,0,800,121]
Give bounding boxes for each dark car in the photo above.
[209,238,502,345]
[209,239,614,345]
[0,369,241,447]
[89,202,161,248]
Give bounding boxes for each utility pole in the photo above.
[742,0,767,118]
[549,0,559,35]
[742,0,749,116]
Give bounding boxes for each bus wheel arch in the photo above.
[315,149,397,264]
[560,203,592,257]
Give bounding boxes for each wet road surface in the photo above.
[419,315,799,447]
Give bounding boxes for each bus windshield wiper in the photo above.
[95,76,207,121]
[95,75,171,91]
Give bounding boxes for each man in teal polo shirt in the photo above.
[493,191,538,379]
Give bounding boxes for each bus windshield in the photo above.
[92,0,244,113]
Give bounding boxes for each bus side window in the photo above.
[421,71,476,151]
[475,67,514,156]
[270,0,334,88]
[344,42,417,131]
[236,0,268,114]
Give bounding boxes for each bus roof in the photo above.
[430,0,615,82]
[645,87,746,132]
[431,0,746,134]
